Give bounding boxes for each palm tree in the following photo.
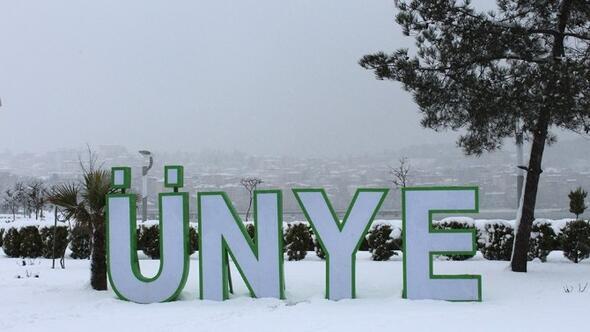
[49,168,114,290]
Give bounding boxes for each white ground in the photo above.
[0,251,588,332]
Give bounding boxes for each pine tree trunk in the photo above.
[90,216,108,290]
[511,110,550,272]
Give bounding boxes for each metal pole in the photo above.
[139,151,153,222]
[142,165,148,222]
[516,120,524,208]
[52,207,57,269]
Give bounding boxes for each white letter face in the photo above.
[403,187,481,301]
[107,193,189,304]
[293,189,388,300]
[198,191,284,301]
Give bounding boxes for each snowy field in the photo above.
[0,250,588,332]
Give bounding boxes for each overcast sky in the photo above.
[0,0,502,156]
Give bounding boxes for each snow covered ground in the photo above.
[0,250,588,332]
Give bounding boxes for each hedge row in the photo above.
[3,219,589,263]
[2,225,69,259]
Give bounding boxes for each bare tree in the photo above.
[240,177,263,222]
[27,181,47,220]
[2,188,19,221]
[389,157,411,189]
[13,182,30,217]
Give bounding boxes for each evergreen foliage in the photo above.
[69,224,91,259]
[188,226,198,255]
[560,220,590,263]
[2,228,21,257]
[140,225,161,259]
[284,223,313,261]
[568,187,587,219]
[245,223,256,242]
[40,226,69,259]
[527,221,557,262]
[480,223,514,261]
[361,0,590,273]
[366,224,400,261]
[18,226,43,258]
[434,220,479,261]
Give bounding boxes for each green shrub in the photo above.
[188,227,198,255]
[40,226,69,259]
[434,220,479,261]
[480,222,514,261]
[358,236,369,251]
[245,223,256,242]
[560,220,590,263]
[69,224,91,259]
[367,224,400,261]
[284,223,313,261]
[140,224,199,258]
[18,226,43,258]
[3,228,21,257]
[527,221,557,262]
[140,225,161,259]
[136,227,144,251]
[313,236,325,259]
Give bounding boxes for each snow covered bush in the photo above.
[284,222,313,261]
[0,228,4,247]
[188,226,198,255]
[40,226,69,259]
[140,224,199,258]
[69,224,91,259]
[18,226,43,258]
[560,220,590,263]
[480,222,514,261]
[366,223,400,261]
[136,227,144,252]
[527,221,557,262]
[434,218,479,261]
[313,236,325,260]
[245,223,256,241]
[140,225,161,259]
[358,235,369,251]
[3,227,21,257]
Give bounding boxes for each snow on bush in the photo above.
[3,227,21,257]
[366,221,401,261]
[479,220,514,261]
[69,223,91,259]
[40,226,69,259]
[138,223,199,259]
[527,220,557,262]
[283,222,313,261]
[559,220,590,263]
[18,226,43,258]
[433,217,479,261]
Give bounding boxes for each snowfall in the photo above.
[1,238,589,332]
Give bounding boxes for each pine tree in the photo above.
[360,0,590,273]
[569,187,587,220]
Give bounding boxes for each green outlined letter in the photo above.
[107,167,190,303]
[402,187,482,301]
[293,188,388,300]
[198,190,284,301]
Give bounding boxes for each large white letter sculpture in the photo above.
[107,166,190,304]
[293,188,388,300]
[402,187,481,301]
[198,190,284,301]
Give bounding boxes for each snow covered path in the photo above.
[0,252,588,332]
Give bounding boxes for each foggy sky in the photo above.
[0,1,495,156]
